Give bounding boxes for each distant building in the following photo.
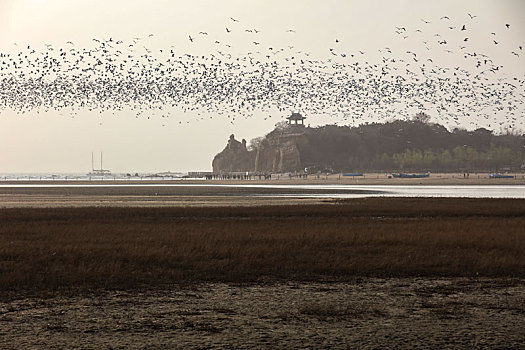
[287,112,306,126]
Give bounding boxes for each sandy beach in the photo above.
[1,172,524,208]
[2,172,525,186]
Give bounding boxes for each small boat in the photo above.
[391,173,430,178]
[342,172,364,177]
[87,152,112,177]
[489,174,515,179]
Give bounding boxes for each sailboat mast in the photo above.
[100,152,103,171]
[91,152,94,171]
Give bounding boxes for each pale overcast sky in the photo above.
[0,0,524,173]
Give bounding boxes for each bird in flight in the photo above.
[286,29,296,33]
[421,19,431,24]
[461,25,466,31]
[468,13,477,19]
[230,17,239,22]
[188,35,194,42]
[505,23,510,29]
[225,27,231,33]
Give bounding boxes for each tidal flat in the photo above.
[1,198,524,348]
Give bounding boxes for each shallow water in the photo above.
[0,183,524,199]
[255,184,525,199]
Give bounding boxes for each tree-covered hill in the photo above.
[213,118,525,173]
[298,120,524,172]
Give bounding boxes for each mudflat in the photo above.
[0,198,523,348]
[2,279,523,349]
[1,174,525,208]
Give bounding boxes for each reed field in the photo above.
[1,197,524,293]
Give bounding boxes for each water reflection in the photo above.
[0,183,524,199]
[255,185,525,199]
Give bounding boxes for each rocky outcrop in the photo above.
[212,126,309,174]
[254,126,309,173]
[212,134,256,173]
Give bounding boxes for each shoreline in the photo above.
[1,176,525,207]
[1,172,525,186]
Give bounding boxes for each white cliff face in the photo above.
[252,125,308,173]
[255,134,304,173]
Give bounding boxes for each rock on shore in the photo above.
[213,125,309,173]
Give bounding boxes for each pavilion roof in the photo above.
[286,112,306,120]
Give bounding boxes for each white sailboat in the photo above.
[87,152,112,176]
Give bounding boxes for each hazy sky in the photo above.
[0,0,524,173]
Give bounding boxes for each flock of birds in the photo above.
[0,14,523,131]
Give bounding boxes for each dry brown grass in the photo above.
[1,198,524,292]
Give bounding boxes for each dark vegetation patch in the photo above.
[1,198,524,293]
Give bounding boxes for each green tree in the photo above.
[423,150,436,168]
[439,149,453,170]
